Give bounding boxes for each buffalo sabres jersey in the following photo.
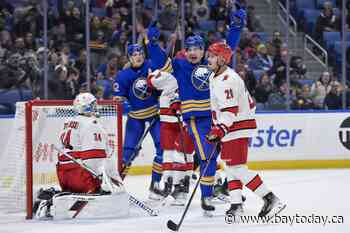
[148,70,179,123]
[113,61,160,119]
[172,59,213,120]
[209,67,257,141]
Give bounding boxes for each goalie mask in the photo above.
[73,93,98,115]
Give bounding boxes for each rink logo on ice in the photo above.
[339,117,350,150]
[249,126,302,148]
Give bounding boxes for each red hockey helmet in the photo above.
[207,42,233,65]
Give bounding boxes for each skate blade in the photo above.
[170,201,185,206]
[203,210,214,217]
[266,202,287,221]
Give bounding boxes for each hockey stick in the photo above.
[120,116,158,180]
[53,145,159,216]
[167,142,219,231]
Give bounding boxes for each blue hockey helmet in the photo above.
[127,44,144,57]
[185,35,204,50]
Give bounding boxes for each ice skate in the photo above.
[258,192,286,220]
[225,203,243,216]
[212,178,230,203]
[201,197,215,217]
[148,181,166,201]
[170,184,187,206]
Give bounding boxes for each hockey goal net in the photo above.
[0,100,123,219]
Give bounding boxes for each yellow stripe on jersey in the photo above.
[182,99,210,104]
[152,162,163,174]
[160,58,173,73]
[190,118,207,161]
[181,99,210,114]
[128,105,158,119]
[200,176,215,186]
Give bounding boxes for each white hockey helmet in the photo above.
[73,92,97,115]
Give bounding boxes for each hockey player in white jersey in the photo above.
[147,70,194,205]
[34,93,129,219]
[206,42,286,218]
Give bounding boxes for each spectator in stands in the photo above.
[254,72,273,105]
[158,2,178,31]
[267,30,283,57]
[63,7,85,48]
[248,43,273,71]
[48,64,72,99]
[13,37,25,55]
[246,5,263,32]
[266,81,292,110]
[236,62,257,95]
[269,46,288,87]
[239,27,251,50]
[292,84,315,110]
[24,32,36,51]
[210,0,229,21]
[314,1,339,44]
[74,49,94,85]
[310,71,332,108]
[96,53,118,80]
[290,55,307,80]
[193,0,210,21]
[324,83,343,109]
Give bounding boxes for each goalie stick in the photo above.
[53,145,159,217]
[120,116,158,179]
[167,143,219,231]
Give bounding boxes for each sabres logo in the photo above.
[132,77,152,100]
[191,65,213,91]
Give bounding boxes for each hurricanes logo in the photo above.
[132,77,152,100]
[191,65,213,91]
[339,117,350,150]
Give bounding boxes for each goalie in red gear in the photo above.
[206,42,286,218]
[34,93,128,220]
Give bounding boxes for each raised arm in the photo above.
[145,21,171,71]
[226,3,247,51]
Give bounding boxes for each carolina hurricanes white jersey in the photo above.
[209,67,257,142]
[58,115,109,175]
[148,70,179,123]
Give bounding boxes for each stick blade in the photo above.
[167,220,179,231]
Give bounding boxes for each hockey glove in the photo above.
[147,20,160,43]
[229,8,246,31]
[206,125,226,143]
[169,101,181,116]
[146,69,160,89]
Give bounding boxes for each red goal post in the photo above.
[23,100,123,219]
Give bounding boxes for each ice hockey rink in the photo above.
[0,169,349,233]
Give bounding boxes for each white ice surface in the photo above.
[1,169,349,233]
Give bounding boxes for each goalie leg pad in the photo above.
[57,165,101,193]
[51,192,130,220]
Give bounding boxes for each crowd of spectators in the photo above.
[0,0,349,114]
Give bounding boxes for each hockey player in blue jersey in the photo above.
[113,22,171,200]
[169,4,247,215]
